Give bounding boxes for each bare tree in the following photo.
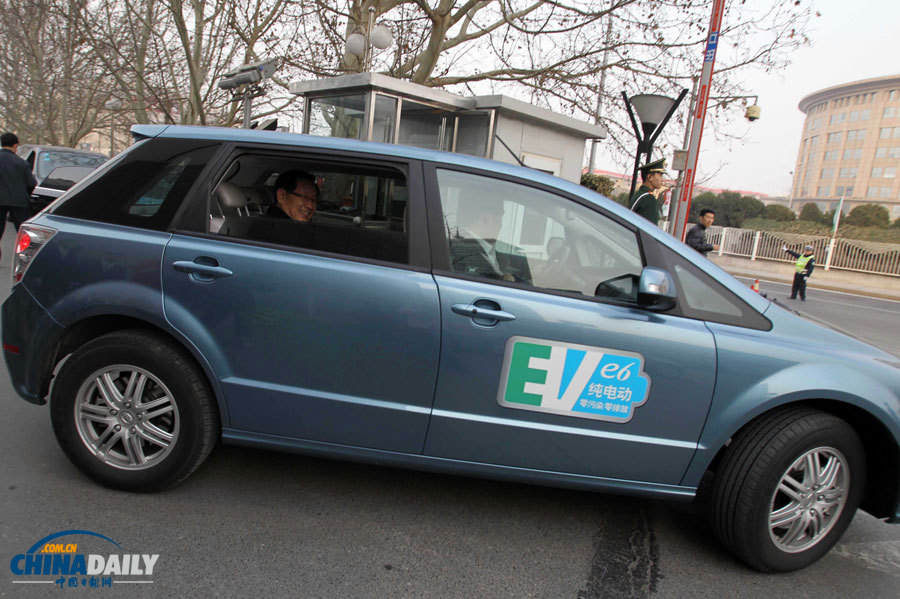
[0,0,813,156]
[0,0,112,145]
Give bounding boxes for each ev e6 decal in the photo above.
[498,336,651,423]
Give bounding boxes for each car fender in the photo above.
[681,361,900,486]
[37,279,231,427]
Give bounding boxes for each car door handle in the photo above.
[173,259,233,279]
[451,303,517,322]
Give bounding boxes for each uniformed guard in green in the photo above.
[783,244,815,301]
[630,158,666,224]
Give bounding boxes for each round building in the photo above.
[794,74,900,219]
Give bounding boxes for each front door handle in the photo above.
[451,303,517,322]
[173,258,233,282]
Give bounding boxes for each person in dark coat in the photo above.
[685,209,721,257]
[630,158,666,224]
[0,132,37,240]
[784,244,815,301]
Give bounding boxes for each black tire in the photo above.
[50,330,218,492]
[710,407,865,572]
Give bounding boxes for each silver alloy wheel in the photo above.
[768,446,849,553]
[73,365,180,470]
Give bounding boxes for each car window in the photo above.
[36,151,107,180]
[656,243,772,330]
[435,169,643,300]
[210,155,410,265]
[53,139,220,231]
[673,264,743,316]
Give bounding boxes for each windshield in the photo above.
[37,151,106,180]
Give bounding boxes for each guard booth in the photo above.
[289,73,606,183]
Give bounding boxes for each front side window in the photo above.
[435,169,643,301]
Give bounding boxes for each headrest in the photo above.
[214,181,248,208]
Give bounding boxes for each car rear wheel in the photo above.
[50,330,217,491]
[710,407,864,572]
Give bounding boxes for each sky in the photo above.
[597,0,900,197]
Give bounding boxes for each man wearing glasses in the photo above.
[269,170,318,222]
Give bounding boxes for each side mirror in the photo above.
[638,266,677,311]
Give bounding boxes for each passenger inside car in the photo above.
[210,157,410,265]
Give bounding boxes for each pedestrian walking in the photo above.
[0,132,37,240]
[630,158,666,225]
[685,208,721,257]
[784,244,815,301]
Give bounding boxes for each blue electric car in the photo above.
[4,125,899,572]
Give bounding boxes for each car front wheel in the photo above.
[711,407,865,572]
[50,330,217,491]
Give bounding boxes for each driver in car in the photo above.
[449,196,531,285]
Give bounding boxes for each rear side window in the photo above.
[54,138,220,231]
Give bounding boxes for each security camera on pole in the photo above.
[218,58,279,129]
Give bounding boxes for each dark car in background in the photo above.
[27,166,98,215]
[16,145,107,215]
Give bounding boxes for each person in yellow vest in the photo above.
[783,244,815,301]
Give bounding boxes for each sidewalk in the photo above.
[709,254,900,301]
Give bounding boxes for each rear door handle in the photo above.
[173,259,233,282]
[451,303,517,322]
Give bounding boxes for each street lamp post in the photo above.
[345,6,393,72]
[104,98,123,157]
[623,90,688,198]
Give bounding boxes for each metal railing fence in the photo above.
[699,226,900,277]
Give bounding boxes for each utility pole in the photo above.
[588,15,615,174]
[672,0,726,242]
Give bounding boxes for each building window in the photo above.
[886,167,897,179]
[895,127,900,138]
[829,113,846,125]
[872,167,883,178]
[820,168,835,179]
[890,90,898,101]
[842,148,862,160]
[827,132,843,144]
[884,106,898,119]
[839,167,858,178]
[867,186,879,198]
[824,150,839,161]
[845,186,854,196]
[881,187,893,198]
[846,129,866,141]
[835,185,844,196]
[880,127,892,139]
[860,109,871,120]
[816,186,830,196]
[876,147,887,158]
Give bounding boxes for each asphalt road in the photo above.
[735,276,900,358]
[1,227,899,598]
